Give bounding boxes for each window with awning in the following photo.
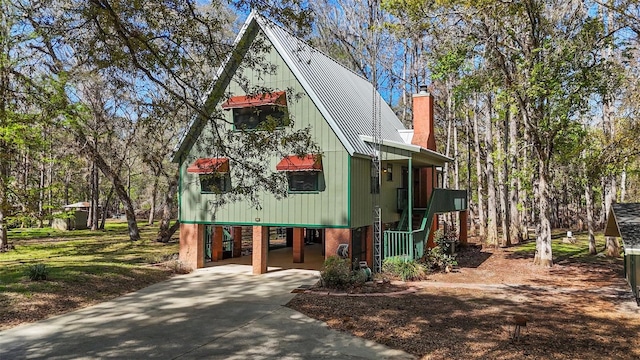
[187,158,231,193]
[276,154,322,172]
[276,155,322,192]
[187,158,229,174]
[221,91,287,109]
[221,91,289,130]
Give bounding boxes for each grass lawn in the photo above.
[0,221,180,330]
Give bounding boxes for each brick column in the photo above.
[252,226,268,274]
[459,211,468,246]
[232,227,242,258]
[324,228,351,260]
[212,226,224,261]
[293,227,304,263]
[179,223,204,270]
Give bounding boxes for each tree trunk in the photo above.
[76,129,140,241]
[38,148,45,228]
[148,175,159,225]
[496,110,510,247]
[620,164,626,202]
[0,149,8,250]
[473,96,486,238]
[584,179,596,255]
[100,186,114,230]
[156,170,179,243]
[485,95,498,246]
[466,106,474,235]
[508,110,521,244]
[533,155,553,267]
[90,159,99,231]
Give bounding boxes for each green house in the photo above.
[172,13,468,273]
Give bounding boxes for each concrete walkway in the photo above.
[0,265,413,359]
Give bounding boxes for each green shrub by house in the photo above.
[382,256,427,281]
[320,256,366,289]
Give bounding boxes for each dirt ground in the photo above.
[287,241,640,360]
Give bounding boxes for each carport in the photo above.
[605,203,640,306]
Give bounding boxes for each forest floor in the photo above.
[287,235,640,360]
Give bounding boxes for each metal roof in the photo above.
[173,12,436,161]
[256,15,407,156]
[605,203,640,254]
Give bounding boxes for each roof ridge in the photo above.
[254,14,373,85]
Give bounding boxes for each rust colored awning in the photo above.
[221,91,287,110]
[187,158,229,174]
[276,155,322,171]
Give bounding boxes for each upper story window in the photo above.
[221,91,288,130]
[187,157,231,194]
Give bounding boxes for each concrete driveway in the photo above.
[0,265,413,359]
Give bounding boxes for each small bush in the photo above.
[320,256,366,289]
[382,257,427,281]
[27,264,49,281]
[421,230,459,272]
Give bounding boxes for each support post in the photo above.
[233,227,243,258]
[212,226,224,261]
[293,228,304,263]
[252,226,268,274]
[179,223,204,270]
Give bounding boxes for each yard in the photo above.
[0,222,180,331]
[287,234,640,360]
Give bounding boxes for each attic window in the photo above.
[221,91,289,130]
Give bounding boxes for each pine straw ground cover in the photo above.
[287,235,640,359]
[0,221,180,331]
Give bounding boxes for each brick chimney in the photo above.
[412,86,438,248]
[411,85,436,151]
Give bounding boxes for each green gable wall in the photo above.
[180,30,350,228]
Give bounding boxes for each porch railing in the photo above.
[383,188,468,261]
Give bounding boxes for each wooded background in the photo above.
[1,0,639,266]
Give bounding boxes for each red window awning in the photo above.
[276,155,322,172]
[220,91,287,110]
[187,158,230,174]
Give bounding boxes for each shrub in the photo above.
[421,230,458,271]
[320,256,366,289]
[27,264,49,281]
[382,257,427,281]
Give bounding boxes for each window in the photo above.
[288,172,319,192]
[221,91,289,130]
[232,105,288,130]
[200,173,230,194]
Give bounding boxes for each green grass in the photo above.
[0,221,179,300]
[512,231,619,262]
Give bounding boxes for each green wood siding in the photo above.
[180,30,349,227]
[349,157,403,228]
